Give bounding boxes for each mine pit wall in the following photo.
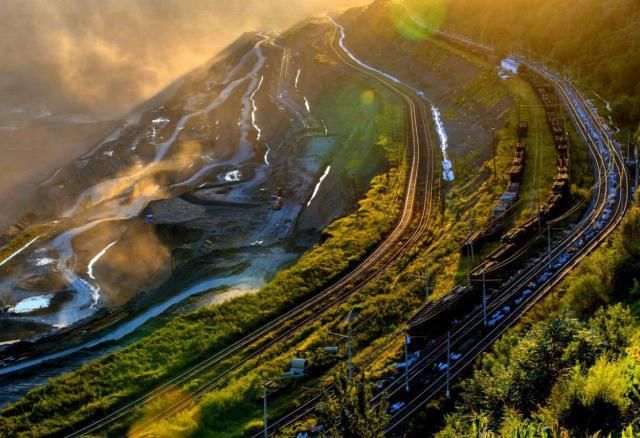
[0,19,396,352]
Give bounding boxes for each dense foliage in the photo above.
[439,306,640,436]
[431,201,640,437]
[316,373,389,438]
[430,0,640,128]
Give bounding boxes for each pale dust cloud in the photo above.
[0,0,368,121]
[0,0,367,230]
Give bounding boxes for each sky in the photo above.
[0,0,368,123]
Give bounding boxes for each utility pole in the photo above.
[492,128,497,182]
[347,321,353,382]
[351,174,359,216]
[263,381,268,438]
[482,270,488,327]
[445,330,451,399]
[547,222,552,270]
[329,314,354,383]
[424,267,429,303]
[468,224,474,265]
[404,331,410,392]
[635,145,638,191]
[530,185,535,219]
[467,224,475,284]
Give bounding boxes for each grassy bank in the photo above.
[0,80,408,437]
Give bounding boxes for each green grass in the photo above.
[503,76,558,223]
[100,32,567,438]
[445,55,593,279]
[86,38,536,438]
[0,20,599,438]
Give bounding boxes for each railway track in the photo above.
[262,37,631,437]
[382,53,630,433]
[66,18,439,437]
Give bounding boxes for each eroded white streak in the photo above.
[52,217,125,313]
[307,165,331,207]
[38,168,62,187]
[250,75,264,141]
[431,107,455,181]
[264,143,272,166]
[295,68,302,89]
[237,37,269,158]
[87,241,118,280]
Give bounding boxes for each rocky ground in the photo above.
[0,18,387,354]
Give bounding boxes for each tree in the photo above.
[316,372,389,438]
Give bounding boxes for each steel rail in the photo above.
[384,59,630,433]
[67,19,438,438]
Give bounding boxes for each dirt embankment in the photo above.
[339,0,513,167]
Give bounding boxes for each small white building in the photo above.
[284,358,307,377]
[501,58,521,75]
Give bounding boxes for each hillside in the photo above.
[435,0,640,128]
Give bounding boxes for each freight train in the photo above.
[460,141,528,254]
[466,74,572,281]
[408,73,574,337]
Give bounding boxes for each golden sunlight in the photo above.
[389,0,446,41]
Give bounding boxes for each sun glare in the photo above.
[389,0,446,41]
[360,89,375,105]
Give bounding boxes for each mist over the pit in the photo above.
[0,0,368,123]
[0,0,367,230]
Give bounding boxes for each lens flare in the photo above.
[389,0,446,41]
[128,386,199,438]
[360,89,375,105]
